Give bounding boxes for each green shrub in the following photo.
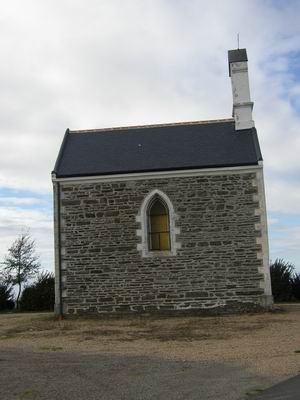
[270,259,294,302]
[292,273,300,300]
[20,271,54,311]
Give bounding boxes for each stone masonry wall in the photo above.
[58,172,265,315]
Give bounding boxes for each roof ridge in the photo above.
[69,118,234,134]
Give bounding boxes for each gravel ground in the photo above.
[0,304,300,399]
[0,350,271,400]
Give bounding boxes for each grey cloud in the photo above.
[0,0,300,268]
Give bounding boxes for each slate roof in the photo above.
[53,119,262,178]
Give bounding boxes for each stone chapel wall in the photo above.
[58,172,265,315]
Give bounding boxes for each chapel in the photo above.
[52,49,273,316]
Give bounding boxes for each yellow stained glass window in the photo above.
[148,198,170,251]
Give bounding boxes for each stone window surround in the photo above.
[136,189,181,257]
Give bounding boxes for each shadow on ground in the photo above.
[245,374,300,400]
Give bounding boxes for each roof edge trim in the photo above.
[251,128,263,161]
[53,129,70,173]
[69,118,234,134]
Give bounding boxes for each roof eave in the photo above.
[54,161,261,180]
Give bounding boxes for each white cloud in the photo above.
[0,0,300,269]
[270,224,300,272]
[268,217,279,226]
[266,179,300,214]
[272,225,300,252]
[0,207,54,272]
[0,0,299,193]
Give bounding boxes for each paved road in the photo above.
[0,349,273,400]
[248,374,300,400]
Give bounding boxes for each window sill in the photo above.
[143,250,176,258]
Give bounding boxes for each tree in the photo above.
[0,278,14,311]
[1,233,40,309]
[20,271,55,311]
[270,259,294,302]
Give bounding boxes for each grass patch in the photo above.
[39,346,63,352]
[3,317,76,337]
[246,388,264,396]
[82,328,122,336]
[118,317,266,342]
[21,389,39,399]
[0,335,16,340]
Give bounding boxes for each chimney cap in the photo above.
[228,48,248,76]
[228,48,248,63]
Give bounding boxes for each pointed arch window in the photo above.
[136,189,180,257]
[148,197,170,251]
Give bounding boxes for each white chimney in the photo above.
[228,48,254,130]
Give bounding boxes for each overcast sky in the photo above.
[0,0,300,272]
